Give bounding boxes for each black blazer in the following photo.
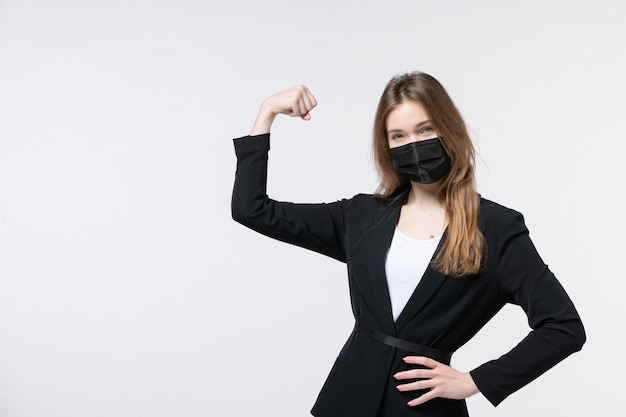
[231,134,585,417]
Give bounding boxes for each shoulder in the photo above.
[479,197,522,219]
[336,193,398,227]
[479,197,527,236]
[343,193,395,211]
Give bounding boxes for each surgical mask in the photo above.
[388,138,451,184]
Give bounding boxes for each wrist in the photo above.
[250,105,277,135]
[464,372,480,397]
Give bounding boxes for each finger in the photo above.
[297,97,308,116]
[295,85,316,118]
[394,368,432,380]
[301,91,317,113]
[403,356,439,368]
[298,84,313,100]
[407,390,438,407]
[298,97,313,121]
[300,103,313,119]
[396,379,433,392]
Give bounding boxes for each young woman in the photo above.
[231,72,585,417]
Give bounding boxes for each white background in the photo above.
[1,1,624,416]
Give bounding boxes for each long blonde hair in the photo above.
[373,72,484,277]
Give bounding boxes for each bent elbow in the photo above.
[570,320,586,353]
[231,187,251,225]
[231,201,253,226]
[543,317,586,357]
[231,196,267,230]
[231,203,244,223]
[558,318,586,355]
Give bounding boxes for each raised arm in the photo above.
[232,86,348,262]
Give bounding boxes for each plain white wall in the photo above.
[1,1,624,416]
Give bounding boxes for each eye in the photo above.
[390,132,404,140]
[420,126,434,134]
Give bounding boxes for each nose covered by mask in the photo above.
[388,138,451,184]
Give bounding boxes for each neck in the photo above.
[397,181,448,240]
[406,181,441,207]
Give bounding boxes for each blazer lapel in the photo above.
[358,195,450,335]
[394,229,449,332]
[361,198,403,334]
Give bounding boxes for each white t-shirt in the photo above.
[385,228,441,321]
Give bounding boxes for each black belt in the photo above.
[358,324,452,365]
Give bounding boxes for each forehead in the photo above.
[386,100,430,128]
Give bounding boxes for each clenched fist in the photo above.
[251,85,318,135]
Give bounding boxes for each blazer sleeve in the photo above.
[470,210,586,406]
[231,134,348,262]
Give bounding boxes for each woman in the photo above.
[231,72,585,417]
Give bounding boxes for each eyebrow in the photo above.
[387,120,432,135]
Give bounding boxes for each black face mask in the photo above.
[388,138,451,184]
